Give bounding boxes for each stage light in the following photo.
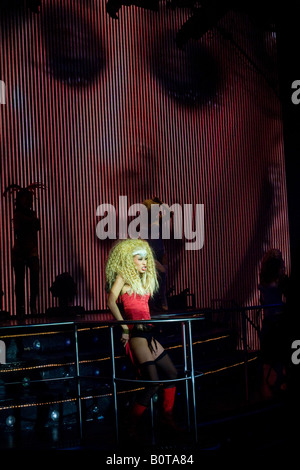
[50,410,59,421]
[92,405,99,414]
[22,377,30,388]
[6,415,15,427]
[33,339,41,351]
[152,393,158,403]
[92,405,105,421]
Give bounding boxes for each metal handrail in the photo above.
[109,316,205,444]
[0,304,277,446]
[113,374,204,384]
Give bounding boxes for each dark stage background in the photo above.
[0,1,291,319]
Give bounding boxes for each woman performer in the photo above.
[105,238,178,436]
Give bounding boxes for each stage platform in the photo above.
[0,307,294,453]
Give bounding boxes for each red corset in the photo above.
[121,291,151,326]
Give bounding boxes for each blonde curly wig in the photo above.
[105,239,159,296]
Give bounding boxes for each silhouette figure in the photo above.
[3,183,45,318]
[259,248,289,396]
[142,197,170,312]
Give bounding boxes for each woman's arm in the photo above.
[107,274,129,346]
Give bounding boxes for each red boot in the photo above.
[127,402,147,441]
[131,402,147,419]
[161,387,187,437]
[162,386,176,414]
[161,387,182,432]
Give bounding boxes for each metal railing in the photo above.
[0,314,206,444]
[108,316,205,444]
[0,304,283,447]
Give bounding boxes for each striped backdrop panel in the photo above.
[0,3,290,329]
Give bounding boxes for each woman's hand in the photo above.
[121,329,130,347]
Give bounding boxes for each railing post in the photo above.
[181,321,191,432]
[74,323,83,440]
[187,320,198,442]
[110,326,119,444]
[150,396,155,445]
[241,308,249,402]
